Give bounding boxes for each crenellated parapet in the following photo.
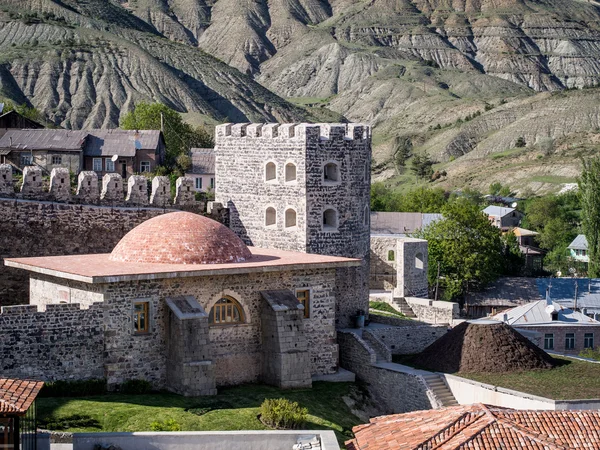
[0,164,13,196]
[150,176,170,207]
[216,123,370,142]
[126,175,149,206]
[76,171,99,202]
[21,166,43,199]
[174,176,195,206]
[101,173,124,203]
[50,168,71,202]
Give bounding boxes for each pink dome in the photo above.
[109,212,252,265]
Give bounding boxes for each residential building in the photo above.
[0,108,44,138]
[491,298,600,354]
[0,129,165,176]
[346,404,600,449]
[510,227,544,274]
[185,148,215,193]
[482,205,523,228]
[568,234,589,263]
[0,378,44,450]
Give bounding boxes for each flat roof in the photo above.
[5,247,360,284]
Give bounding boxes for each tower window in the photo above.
[323,208,338,231]
[363,205,370,226]
[415,253,424,270]
[323,163,339,183]
[285,208,297,228]
[285,163,297,182]
[265,162,277,182]
[265,207,277,227]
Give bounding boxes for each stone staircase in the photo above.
[422,374,459,407]
[392,297,417,318]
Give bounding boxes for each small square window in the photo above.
[133,301,150,334]
[296,289,310,319]
[140,161,151,173]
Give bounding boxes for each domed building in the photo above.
[5,212,360,395]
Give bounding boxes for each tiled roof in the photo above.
[568,234,588,250]
[188,148,215,175]
[0,379,44,416]
[346,404,600,450]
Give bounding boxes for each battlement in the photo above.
[1,302,102,316]
[216,123,371,141]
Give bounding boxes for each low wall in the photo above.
[338,331,434,414]
[406,297,459,324]
[366,325,447,355]
[73,431,339,450]
[443,374,600,411]
[0,303,104,380]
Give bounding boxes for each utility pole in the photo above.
[434,261,440,301]
[160,112,164,133]
[574,280,578,311]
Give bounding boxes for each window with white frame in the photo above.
[105,159,115,172]
[51,155,62,165]
[544,333,554,350]
[140,161,151,173]
[565,333,575,350]
[93,158,103,172]
[195,177,203,190]
[584,333,594,349]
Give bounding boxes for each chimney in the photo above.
[9,136,12,147]
[503,313,508,323]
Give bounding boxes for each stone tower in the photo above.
[214,123,371,328]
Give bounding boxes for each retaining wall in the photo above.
[366,324,447,355]
[405,297,459,324]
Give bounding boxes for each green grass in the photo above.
[489,148,526,160]
[37,382,361,447]
[527,175,577,184]
[459,357,600,400]
[369,301,409,319]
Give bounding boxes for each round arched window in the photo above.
[209,296,245,325]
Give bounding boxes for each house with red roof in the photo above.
[0,378,44,450]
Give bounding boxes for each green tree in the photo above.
[120,103,213,168]
[416,197,504,301]
[411,153,434,179]
[399,186,447,213]
[489,182,502,196]
[579,156,600,277]
[502,231,525,276]
[498,185,512,197]
[393,135,412,173]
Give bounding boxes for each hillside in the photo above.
[0,0,599,192]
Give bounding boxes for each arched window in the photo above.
[415,252,424,270]
[265,207,277,227]
[285,208,297,228]
[323,208,338,230]
[265,162,277,182]
[285,163,297,182]
[209,296,245,325]
[363,205,370,226]
[323,162,339,182]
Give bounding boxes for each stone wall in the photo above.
[369,236,397,291]
[365,324,447,355]
[405,298,459,325]
[338,331,434,414]
[0,302,104,381]
[397,238,428,298]
[215,123,371,328]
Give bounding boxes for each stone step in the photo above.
[391,297,417,318]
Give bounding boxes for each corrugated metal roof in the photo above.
[370,212,442,234]
[84,129,162,157]
[492,299,599,325]
[513,227,538,237]
[568,234,588,250]
[0,129,87,151]
[188,148,215,174]
[483,205,515,218]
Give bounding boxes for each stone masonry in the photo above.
[49,168,71,202]
[174,176,195,205]
[21,166,43,199]
[215,123,372,328]
[126,175,149,205]
[150,176,171,207]
[397,238,429,298]
[76,171,99,202]
[0,164,13,196]
[101,173,124,202]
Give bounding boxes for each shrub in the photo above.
[259,398,308,429]
[40,379,107,398]
[579,347,600,361]
[39,414,101,430]
[150,418,182,431]
[119,379,152,395]
[515,137,526,148]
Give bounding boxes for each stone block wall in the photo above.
[0,302,104,381]
[49,168,71,202]
[0,164,13,196]
[397,238,429,298]
[175,177,195,205]
[365,324,447,355]
[126,175,149,205]
[101,173,124,202]
[215,123,371,328]
[29,275,105,309]
[370,236,397,291]
[21,166,43,198]
[150,176,170,207]
[76,171,99,202]
[405,298,459,325]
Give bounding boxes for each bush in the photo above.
[259,398,308,429]
[40,379,107,398]
[150,418,182,431]
[119,379,152,395]
[579,347,600,361]
[39,414,101,430]
[515,137,526,148]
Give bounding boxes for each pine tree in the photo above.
[579,157,600,277]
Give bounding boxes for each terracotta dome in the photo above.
[109,212,252,265]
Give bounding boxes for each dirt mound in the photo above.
[412,321,556,373]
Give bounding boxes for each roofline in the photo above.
[5,257,361,284]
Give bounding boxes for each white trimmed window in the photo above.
[93,158,103,172]
[285,208,297,228]
[105,159,115,172]
[323,208,338,231]
[195,177,203,190]
[285,163,297,182]
[265,162,277,182]
[140,161,151,173]
[51,155,62,165]
[265,207,277,227]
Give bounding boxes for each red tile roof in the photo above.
[0,379,44,416]
[346,404,600,450]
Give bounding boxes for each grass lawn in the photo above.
[37,382,362,447]
[455,357,600,400]
[369,301,410,319]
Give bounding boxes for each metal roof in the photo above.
[512,227,538,237]
[568,234,588,250]
[370,212,442,234]
[491,299,599,326]
[84,129,162,157]
[483,205,516,218]
[0,129,87,152]
[188,148,215,175]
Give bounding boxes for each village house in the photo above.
[0,378,43,450]
[483,205,524,228]
[185,148,215,193]
[568,234,589,263]
[510,227,544,274]
[491,297,600,354]
[0,129,165,176]
[0,107,44,138]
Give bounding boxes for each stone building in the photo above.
[4,212,359,395]
[214,123,371,327]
